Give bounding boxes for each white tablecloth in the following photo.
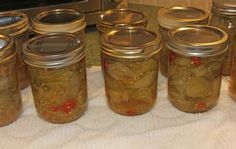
[1,66,236,149]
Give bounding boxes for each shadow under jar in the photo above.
[32,9,86,40]
[0,11,30,89]
[166,25,228,113]
[100,27,161,116]
[97,8,148,37]
[210,0,236,76]
[23,34,87,124]
[158,7,210,78]
[0,34,22,127]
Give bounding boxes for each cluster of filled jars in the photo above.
[0,0,236,126]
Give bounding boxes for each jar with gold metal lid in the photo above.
[0,34,22,126]
[158,7,210,77]
[0,11,30,89]
[210,0,236,76]
[23,33,87,123]
[100,27,161,116]
[32,9,86,40]
[166,25,228,113]
[97,8,148,36]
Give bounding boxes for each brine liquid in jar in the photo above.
[23,34,87,123]
[100,27,161,116]
[210,0,236,76]
[0,34,22,126]
[157,7,210,77]
[166,25,228,113]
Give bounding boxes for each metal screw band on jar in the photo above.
[100,26,161,59]
[32,9,86,34]
[0,34,15,63]
[212,0,236,16]
[158,6,210,30]
[97,8,148,34]
[166,25,228,57]
[23,33,85,68]
[0,11,29,37]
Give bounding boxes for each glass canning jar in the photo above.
[100,27,161,116]
[0,34,22,126]
[166,25,228,113]
[229,46,236,101]
[210,0,236,76]
[23,33,87,124]
[97,8,148,37]
[0,11,30,89]
[158,7,210,77]
[32,9,86,40]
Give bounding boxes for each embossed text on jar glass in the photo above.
[23,34,87,124]
[158,7,210,77]
[0,34,22,126]
[0,11,30,89]
[166,25,228,113]
[100,27,161,116]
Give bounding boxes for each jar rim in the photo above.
[0,11,29,37]
[166,25,228,57]
[97,8,148,33]
[32,9,86,34]
[23,33,85,68]
[158,6,210,29]
[100,26,161,59]
[212,0,236,16]
[0,34,15,62]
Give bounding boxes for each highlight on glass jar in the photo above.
[32,9,86,39]
[166,25,228,113]
[0,34,22,127]
[0,11,30,89]
[23,33,87,124]
[210,0,236,76]
[100,27,161,116]
[157,6,210,78]
[229,47,236,101]
[97,8,148,37]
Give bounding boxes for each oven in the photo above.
[0,0,127,25]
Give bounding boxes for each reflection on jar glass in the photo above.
[158,7,210,78]
[23,34,87,123]
[100,27,161,116]
[166,25,228,113]
[0,11,30,89]
[210,0,236,76]
[0,34,22,127]
[32,9,86,40]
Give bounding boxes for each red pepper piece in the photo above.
[196,101,206,110]
[169,52,176,64]
[62,99,77,114]
[191,57,201,67]
[126,110,137,116]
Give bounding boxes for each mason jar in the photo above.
[97,8,148,37]
[23,33,87,123]
[0,34,22,126]
[32,9,86,40]
[210,0,236,76]
[158,7,210,77]
[0,11,30,89]
[166,25,228,113]
[100,27,161,116]
[229,47,236,101]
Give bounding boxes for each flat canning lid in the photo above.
[158,7,210,29]
[100,26,161,59]
[166,25,228,57]
[212,0,236,16]
[32,9,86,34]
[0,11,29,37]
[97,8,148,33]
[23,33,85,68]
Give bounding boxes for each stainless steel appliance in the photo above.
[0,0,127,25]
